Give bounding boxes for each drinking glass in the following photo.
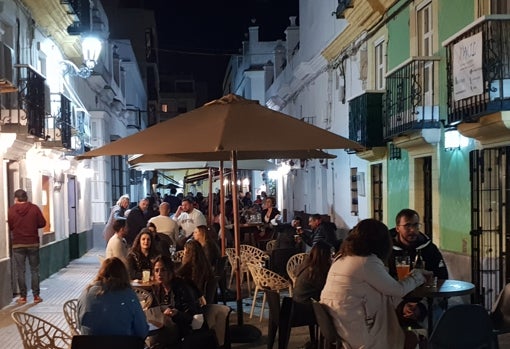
[396,256,411,280]
[142,269,151,283]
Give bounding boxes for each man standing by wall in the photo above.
[8,189,46,304]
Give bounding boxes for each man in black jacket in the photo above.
[297,214,339,251]
[389,208,448,329]
[388,208,448,280]
[126,198,149,246]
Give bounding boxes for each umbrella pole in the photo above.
[229,150,261,342]
[219,162,226,256]
[208,167,214,225]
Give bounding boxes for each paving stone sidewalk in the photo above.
[0,248,311,349]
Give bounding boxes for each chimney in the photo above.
[285,16,299,61]
[249,26,259,47]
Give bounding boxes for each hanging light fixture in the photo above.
[61,0,103,79]
[81,35,102,70]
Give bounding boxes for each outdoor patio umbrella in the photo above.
[127,157,279,171]
[128,151,336,257]
[77,94,363,341]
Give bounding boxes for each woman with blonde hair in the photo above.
[102,194,130,242]
[77,257,148,338]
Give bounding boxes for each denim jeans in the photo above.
[13,247,40,297]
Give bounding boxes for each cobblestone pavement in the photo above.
[0,248,311,349]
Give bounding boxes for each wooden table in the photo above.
[407,279,475,335]
[239,223,264,246]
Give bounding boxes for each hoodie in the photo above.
[388,231,449,280]
[8,202,46,246]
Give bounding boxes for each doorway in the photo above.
[470,146,510,308]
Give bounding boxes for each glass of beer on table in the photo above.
[396,256,410,280]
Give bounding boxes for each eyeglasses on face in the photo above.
[398,222,422,229]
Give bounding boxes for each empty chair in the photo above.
[203,303,232,349]
[225,248,251,290]
[286,253,307,286]
[215,255,228,304]
[269,248,298,279]
[63,299,81,336]
[264,289,281,349]
[266,239,277,253]
[240,244,269,266]
[247,262,292,322]
[133,287,153,311]
[429,304,497,349]
[263,289,317,349]
[311,300,343,349]
[70,335,145,349]
[11,311,72,349]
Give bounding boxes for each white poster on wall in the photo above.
[453,32,483,101]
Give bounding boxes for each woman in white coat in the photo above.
[320,219,430,349]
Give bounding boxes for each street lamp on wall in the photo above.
[81,35,102,70]
[60,35,102,78]
[444,128,469,151]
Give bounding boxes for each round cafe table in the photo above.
[131,279,157,291]
[407,279,475,336]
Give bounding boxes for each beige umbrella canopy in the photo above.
[77,94,362,337]
[127,149,336,167]
[77,94,363,160]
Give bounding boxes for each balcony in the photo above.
[444,16,510,145]
[0,65,46,140]
[349,92,387,160]
[383,57,441,147]
[41,93,73,150]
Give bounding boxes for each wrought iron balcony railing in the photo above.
[383,57,441,139]
[349,91,385,148]
[0,64,46,139]
[445,16,510,124]
[43,93,72,150]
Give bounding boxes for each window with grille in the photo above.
[371,164,383,221]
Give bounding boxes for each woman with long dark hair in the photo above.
[177,239,213,297]
[148,255,203,348]
[77,257,148,338]
[320,219,431,349]
[290,240,333,348]
[293,240,332,303]
[127,228,158,280]
[193,225,220,268]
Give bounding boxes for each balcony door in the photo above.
[470,147,510,309]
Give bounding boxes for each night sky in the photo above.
[143,0,300,99]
